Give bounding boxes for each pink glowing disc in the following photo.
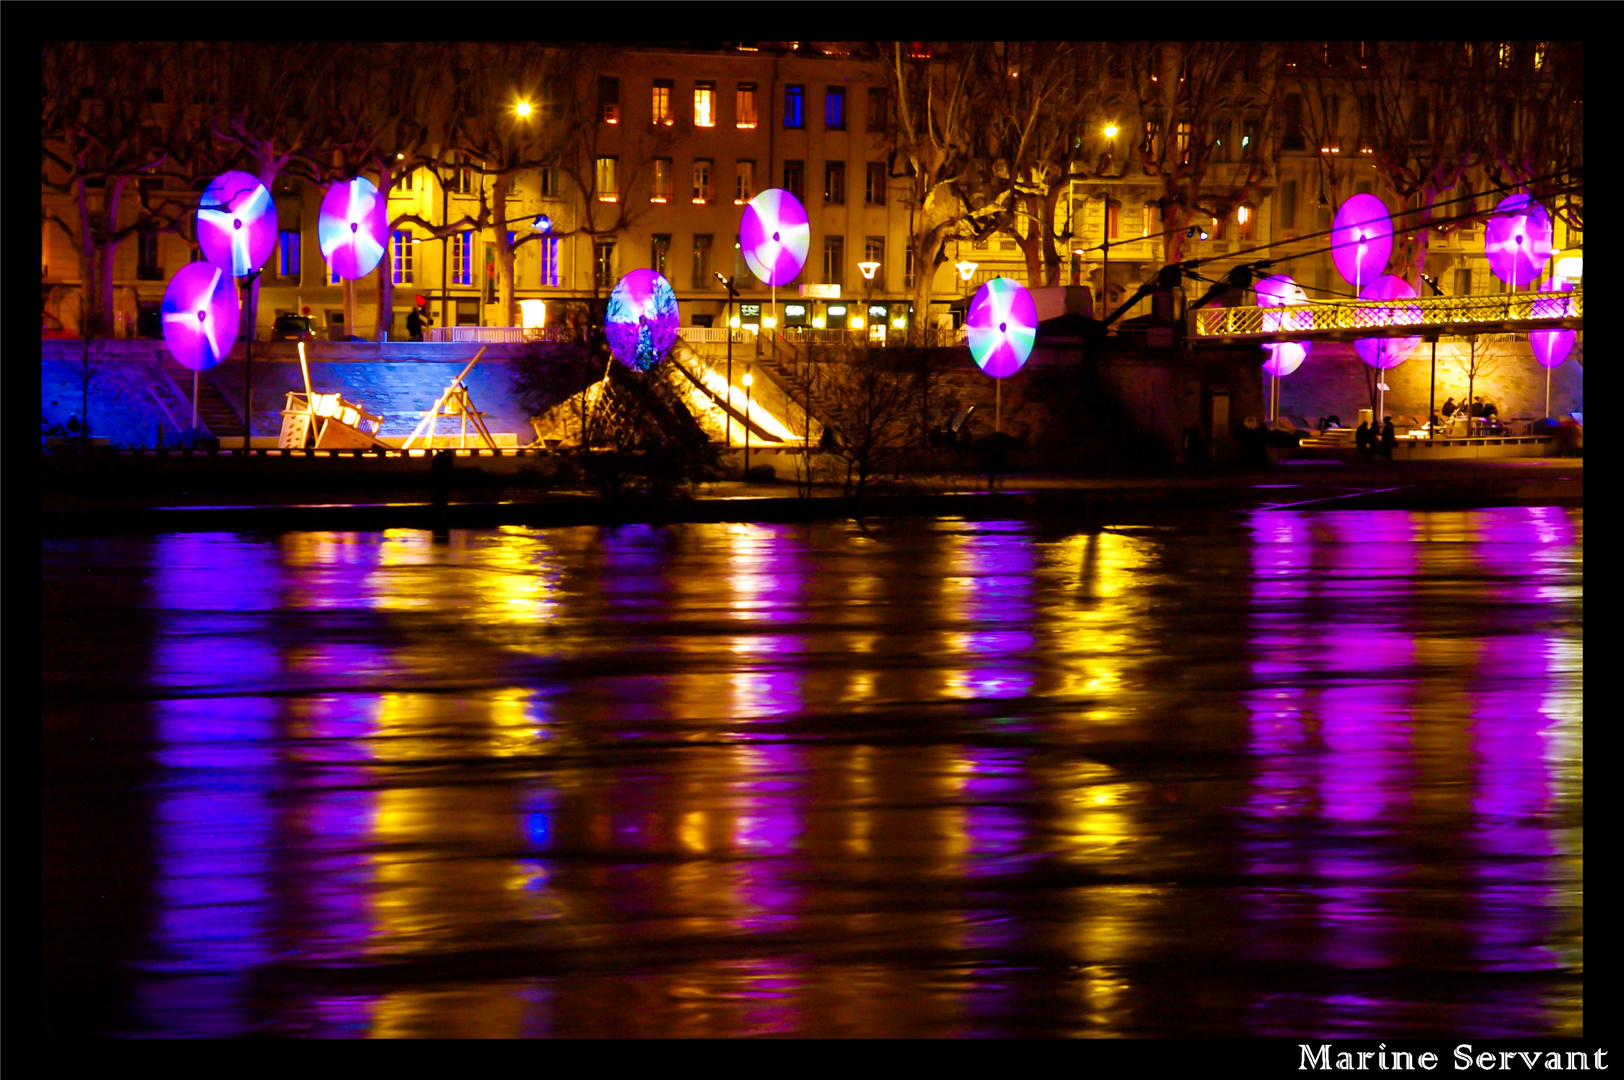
[1530,275,1575,368]
[738,189,810,286]
[1484,194,1554,288]
[966,277,1037,378]
[161,262,240,371]
[317,176,389,280]
[605,269,680,371]
[1353,275,1420,370]
[1331,193,1393,290]
[1255,274,1312,376]
[197,171,277,277]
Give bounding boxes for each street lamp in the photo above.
[515,99,533,118]
[954,259,978,339]
[715,271,739,449]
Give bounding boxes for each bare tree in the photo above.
[877,42,1014,343]
[810,342,917,499]
[1117,42,1283,267]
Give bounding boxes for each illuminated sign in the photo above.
[828,304,846,315]
[800,284,841,299]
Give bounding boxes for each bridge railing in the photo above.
[425,326,579,343]
[1190,286,1582,338]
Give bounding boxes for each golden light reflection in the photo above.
[1038,529,1165,720]
[368,983,528,1038]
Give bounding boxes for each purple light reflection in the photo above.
[947,522,1036,701]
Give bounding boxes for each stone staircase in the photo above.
[158,354,245,439]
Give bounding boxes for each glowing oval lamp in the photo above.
[1353,274,1421,369]
[1530,275,1575,368]
[1331,193,1393,290]
[605,269,680,371]
[1255,274,1312,376]
[1483,193,1554,288]
[161,262,240,371]
[966,277,1037,378]
[317,176,389,279]
[738,188,810,286]
[197,171,277,277]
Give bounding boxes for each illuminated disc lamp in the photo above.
[965,276,1037,378]
[1330,193,1393,289]
[197,171,277,277]
[1353,274,1422,369]
[161,262,240,371]
[1254,274,1312,377]
[1483,194,1554,287]
[604,269,680,371]
[317,176,390,279]
[738,188,811,285]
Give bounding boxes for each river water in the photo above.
[42,508,1583,1038]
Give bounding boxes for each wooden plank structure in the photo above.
[278,340,390,449]
[402,347,500,450]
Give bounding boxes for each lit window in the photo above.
[735,160,754,204]
[451,231,473,286]
[651,158,673,203]
[652,79,673,125]
[538,236,560,287]
[693,159,713,203]
[599,76,620,124]
[736,83,757,129]
[391,230,414,285]
[694,82,715,127]
[825,86,845,130]
[1106,199,1120,239]
[278,230,301,278]
[784,85,804,128]
[595,156,618,202]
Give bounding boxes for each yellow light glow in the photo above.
[858,261,880,280]
[1554,253,1582,280]
[730,316,741,328]
[340,407,360,426]
[761,316,776,328]
[519,299,546,329]
[892,317,906,329]
[955,260,978,281]
[515,100,533,118]
[812,316,826,328]
[1103,124,1119,139]
[742,372,753,386]
[1237,204,1251,225]
[850,315,865,330]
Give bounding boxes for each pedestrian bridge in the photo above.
[1189,286,1582,343]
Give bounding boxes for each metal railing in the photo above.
[680,327,756,344]
[425,326,578,343]
[1190,285,1582,340]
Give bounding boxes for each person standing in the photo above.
[1380,416,1396,460]
[406,304,432,342]
[1355,419,1372,460]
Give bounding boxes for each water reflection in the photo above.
[41,511,1582,1037]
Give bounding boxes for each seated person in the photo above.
[1470,397,1486,417]
[1440,396,1457,418]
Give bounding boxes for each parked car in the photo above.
[42,313,76,339]
[271,313,320,341]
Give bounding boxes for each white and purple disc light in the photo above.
[317,176,389,280]
[738,188,810,286]
[605,269,680,371]
[161,262,240,371]
[1255,274,1312,377]
[1353,274,1421,370]
[1331,193,1393,290]
[1530,275,1575,368]
[966,277,1038,378]
[1483,194,1554,288]
[197,171,277,277]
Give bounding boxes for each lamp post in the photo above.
[954,257,978,346]
[240,268,262,452]
[743,369,753,480]
[715,271,738,449]
[1100,124,1118,325]
[858,259,880,341]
